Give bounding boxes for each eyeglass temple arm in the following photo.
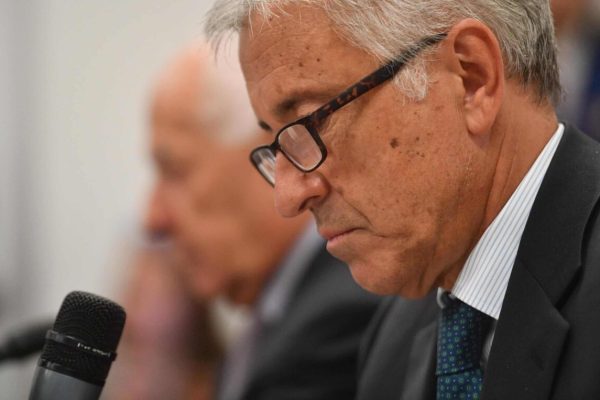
[310,33,448,126]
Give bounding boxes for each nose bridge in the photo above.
[274,153,328,217]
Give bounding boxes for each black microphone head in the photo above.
[39,291,126,386]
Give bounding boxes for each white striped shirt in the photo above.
[451,124,564,320]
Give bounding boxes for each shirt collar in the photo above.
[448,124,564,319]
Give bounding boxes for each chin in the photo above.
[190,276,223,302]
[347,257,432,299]
[330,244,401,295]
[346,259,400,295]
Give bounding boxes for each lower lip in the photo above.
[326,229,357,249]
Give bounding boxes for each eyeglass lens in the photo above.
[252,124,323,185]
[279,124,322,170]
[252,148,276,185]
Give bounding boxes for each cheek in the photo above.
[195,209,262,273]
[327,100,469,233]
[166,189,197,234]
[342,232,436,296]
[191,214,235,254]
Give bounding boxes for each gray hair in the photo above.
[196,40,258,144]
[205,0,561,104]
[152,40,257,145]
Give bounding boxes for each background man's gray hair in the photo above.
[205,0,561,105]
[195,39,258,144]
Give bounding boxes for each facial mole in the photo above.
[415,136,420,142]
[298,62,304,67]
[390,138,400,149]
[316,57,321,62]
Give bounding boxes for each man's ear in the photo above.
[440,18,505,137]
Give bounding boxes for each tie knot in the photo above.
[436,297,492,376]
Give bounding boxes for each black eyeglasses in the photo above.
[250,33,447,186]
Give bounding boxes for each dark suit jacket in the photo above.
[238,243,381,400]
[357,124,600,400]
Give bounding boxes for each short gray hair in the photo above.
[196,40,258,144]
[205,0,561,104]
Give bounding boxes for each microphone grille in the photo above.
[40,291,126,385]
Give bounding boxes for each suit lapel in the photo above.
[482,262,569,400]
[402,316,437,400]
[356,294,439,400]
[482,125,600,399]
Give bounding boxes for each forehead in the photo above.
[239,5,332,73]
[151,107,222,169]
[151,84,220,158]
[239,4,378,125]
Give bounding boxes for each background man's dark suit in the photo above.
[236,244,381,400]
[357,125,600,400]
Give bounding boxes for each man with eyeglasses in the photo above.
[206,1,600,399]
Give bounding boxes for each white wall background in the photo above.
[0,1,216,398]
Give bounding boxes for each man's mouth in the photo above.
[319,227,358,244]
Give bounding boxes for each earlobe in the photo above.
[444,19,505,137]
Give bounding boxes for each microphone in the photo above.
[29,291,126,400]
[0,320,53,363]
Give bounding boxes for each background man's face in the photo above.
[240,6,493,297]
[145,63,292,303]
[148,127,230,300]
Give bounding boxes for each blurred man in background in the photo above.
[118,42,380,400]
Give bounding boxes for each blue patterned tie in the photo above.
[436,294,492,400]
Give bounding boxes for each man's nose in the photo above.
[273,153,328,217]
[144,187,172,239]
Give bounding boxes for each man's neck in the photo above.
[481,88,558,235]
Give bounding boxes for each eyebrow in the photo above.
[256,88,335,134]
[257,96,301,133]
[258,120,272,132]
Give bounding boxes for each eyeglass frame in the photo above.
[250,32,448,186]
